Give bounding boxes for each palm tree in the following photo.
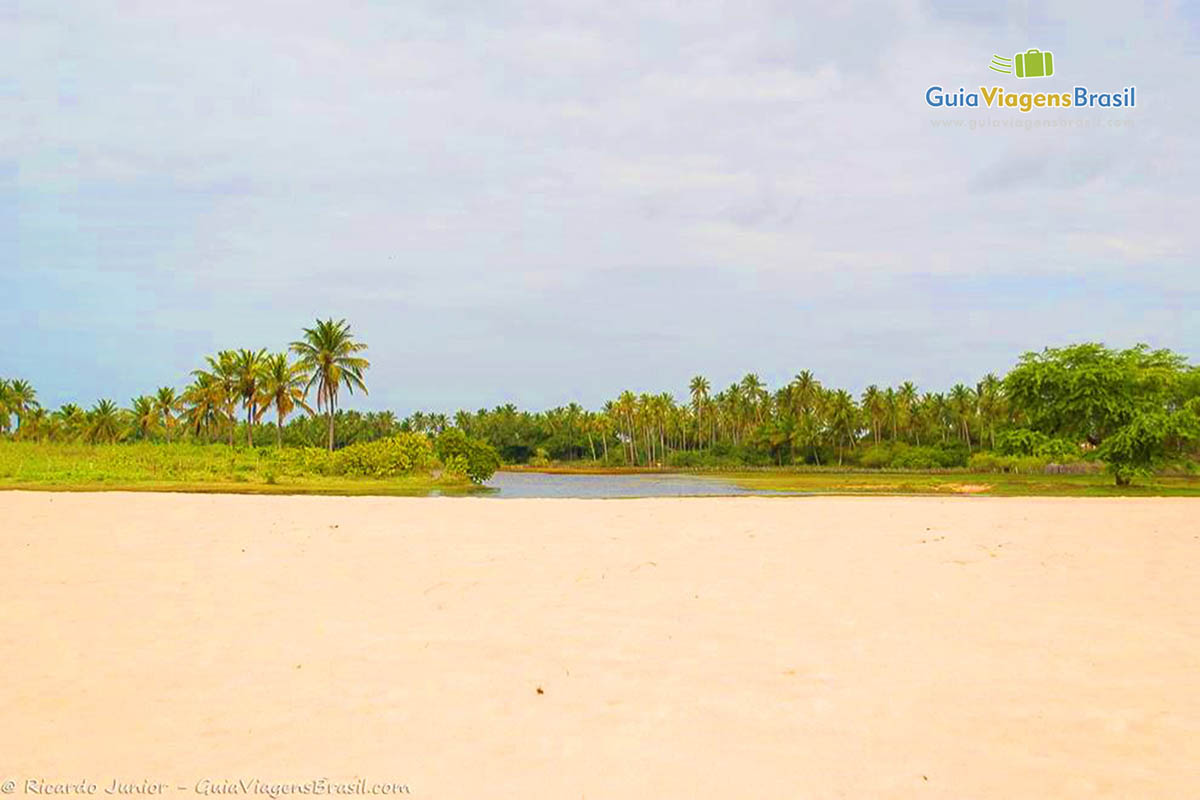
[86,400,124,444]
[6,379,38,435]
[182,373,226,441]
[740,373,766,423]
[194,351,239,446]
[861,385,884,445]
[827,389,859,466]
[949,383,976,449]
[259,353,312,447]
[689,375,710,451]
[290,318,370,451]
[55,403,87,441]
[897,381,919,444]
[976,374,1004,450]
[130,395,159,440]
[0,379,11,434]
[20,407,50,442]
[233,348,268,447]
[154,387,180,442]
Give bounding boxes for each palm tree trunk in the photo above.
[276,406,283,447]
[327,399,335,452]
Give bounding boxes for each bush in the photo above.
[969,452,1050,473]
[333,433,434,477]
[996,428,1080,459]
[435,429,501,484]
[890,443,969,469]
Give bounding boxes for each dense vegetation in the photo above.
[0,318,500,486]
[3,335,1198,487]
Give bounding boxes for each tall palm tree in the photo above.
[154,387,181,442]
[897,381,919,444]
[233,348,268,447]
[6,379,38,435]
[290,318,370,451]
[827,389,859,466]
[861,385,884,445]
[689,375,710,451]
[194,351,239,446]
[258,353,312,447]
[740,373,766,423]
[949,383,976,449]
[182,373,226,441]
[0,379,11,434]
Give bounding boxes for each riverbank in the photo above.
[2,492,1196,798]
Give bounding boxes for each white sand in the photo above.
[1,492,1197,798]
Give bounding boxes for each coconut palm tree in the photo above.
[194,351,239,446]
[861,385,884,445]
[55,403,87,441]
[86,399,125,444]
[827,389,859,466]
[689,375,710,450]
[259,353,312,447]
[233,348,268,447]
[182,373,226,441]
[0,379,11,434]
[154,387,181,442]
[130,395,159,440]
[289,318,370,451]
[897,381,919,443]
[5,379,38,435]
[949,383,977,449]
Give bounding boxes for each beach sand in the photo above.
[1,492,1197,798]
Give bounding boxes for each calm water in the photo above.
[482,470,786,498]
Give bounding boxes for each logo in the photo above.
[925,49,1135,113]
[989,49,1054,78]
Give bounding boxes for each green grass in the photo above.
[0,442,480,496]
[4,443,1198,498]
[723,469,1200,497]
[505,461,1200,496]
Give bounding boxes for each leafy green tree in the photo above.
[1097,406,1200,485]
[290,318,370,451]
[1005,343,1186,446]
[435,428,501,483]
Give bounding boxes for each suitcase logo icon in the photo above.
[989,49,1054,78]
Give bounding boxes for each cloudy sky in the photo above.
[4,0,1197,413]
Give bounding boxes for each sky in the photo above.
[3,0,1198,414]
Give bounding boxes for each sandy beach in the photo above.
[1,492,1197,798]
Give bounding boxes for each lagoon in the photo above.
[483,470,782,498]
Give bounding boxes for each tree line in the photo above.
[3,335,1199,484]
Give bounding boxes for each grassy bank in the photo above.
[502,463,1200,496]
[0,442,480,496]
[722,469,1200,497]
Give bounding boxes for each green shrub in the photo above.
[996,428,1079,459]
[434,429,501,483]
[334,433,434,477]
[969,452,1050,473]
